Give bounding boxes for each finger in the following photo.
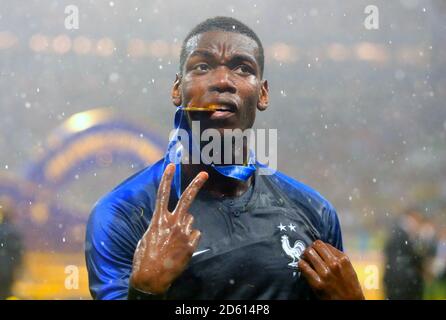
[312,240,337,264]
[298,259,322,290]
[325,244,355,274]
[182,214,194,235]
[180,209,193,225]
[302,247,330,276]
[154,164,175,222]
[175,171,208,217]
[188,229,201,249]
[325,243,344,258]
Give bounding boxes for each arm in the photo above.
[85,196,143,300]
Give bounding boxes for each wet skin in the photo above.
[129,31,365,299]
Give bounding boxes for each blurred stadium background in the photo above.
[0,0,445,299]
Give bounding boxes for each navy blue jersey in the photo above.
[85,159,343,300]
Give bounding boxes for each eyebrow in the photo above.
[188,49,258,69]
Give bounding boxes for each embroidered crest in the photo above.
[277,222,306,277]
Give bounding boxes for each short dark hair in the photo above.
[179,16,264,77]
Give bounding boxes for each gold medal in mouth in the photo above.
[181,104,219,112]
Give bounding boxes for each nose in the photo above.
[209,66,236,94]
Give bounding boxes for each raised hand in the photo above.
[129,163,209,295]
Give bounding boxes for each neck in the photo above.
[181,163,253,198]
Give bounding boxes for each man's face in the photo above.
[172,31,269,134]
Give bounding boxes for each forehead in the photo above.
[184,31,260,60]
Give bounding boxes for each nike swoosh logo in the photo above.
[192,249,210,257]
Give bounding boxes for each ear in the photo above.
[257,79,269,111]
[171,73,182,107]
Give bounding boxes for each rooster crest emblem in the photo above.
[281,234,306,269]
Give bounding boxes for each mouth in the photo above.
[211,103,236,112]
[208,102,236,120]
[212,104,237,113]
[184,101,237,120]
[184,100,237,112]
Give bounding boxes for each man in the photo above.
[0,200,24,299]
[85,16,364,300]
[383,207,427,299]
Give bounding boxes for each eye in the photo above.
[234,65,254,75]
[194,63,210,72]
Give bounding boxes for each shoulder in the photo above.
[86,158,166,241]
[260,164,336,218]
[258,163,342,245]
[93,158,165,212]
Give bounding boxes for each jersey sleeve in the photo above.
[85,199,142,300]
[322,203,344,252]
